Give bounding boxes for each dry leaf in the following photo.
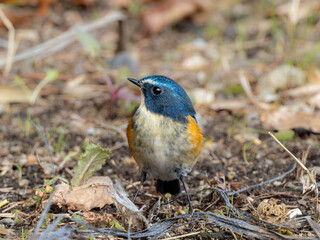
[181,54,209,71]
[276,0,320,25]
[143,0,196,34]
[259,65,306,90]
[309,93,320,108]
[210,99,249,111]
[0,225,9,235]
[284,84,320,98]
[51,176,148,229]
[0,85,31,103]
[113,179,148,229]
[26,155,38,165]
[260,105,320,133]
[52,176,114,211]
[257,198,288,224]
[190,88,214,104]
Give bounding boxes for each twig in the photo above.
[0,11,124,67]
[227,162,296,196]
[306,216,320,239]
[0,7,16,77]
[2,201,24,213]
[296,146,310,180]
[162,231,201,240]
[30,120,55,174]
[239,71,276,110]
[31,192,55,240]
[268,131,319,219]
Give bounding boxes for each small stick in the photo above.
[268,131,319,218]
[162,231,201,240]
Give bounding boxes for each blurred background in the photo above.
[0,0,320,238]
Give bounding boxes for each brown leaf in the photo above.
[26,155,38,165]
[51,176,148,229]
[52,176,114,211]
[284,84,320,98]
[0,225,9,235]
[257,198,288,224]
[210,99,249,111]
[143,0,196,34]
[260,106,320,133]
[0,85,30,103]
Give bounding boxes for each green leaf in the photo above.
[71,143,111,186]
[274,130,295,140]
[277,228,294,236]
[30,70,58,104]
[223,85,244,95]
[76,30,100,57]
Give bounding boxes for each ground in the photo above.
[0,0,320,239]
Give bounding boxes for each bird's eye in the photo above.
[152,86,163,95]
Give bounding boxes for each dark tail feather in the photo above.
[156,179,181,195]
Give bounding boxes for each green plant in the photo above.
[71,142,111,186]
[54,125,67,153]
[76,30,100,57]
[21,227,33,239]
[227,116,240,138]
[242,140,256,165]
[13,163,23,180]
[14,70,58,105]
[16,110,33,137]
[110,220,124,230]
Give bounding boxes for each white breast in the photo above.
[131,105,193,180]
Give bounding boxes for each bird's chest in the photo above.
[130,108,191,180]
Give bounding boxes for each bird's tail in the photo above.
[156,179,181,195]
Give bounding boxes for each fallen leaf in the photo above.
[260,105,320,133]
[0,85,31,103]
[113,179,148,229]
[181,54,209,71]
[52,176,148,229]
[190,88,215,104]
[257,198,288,224]
[284,84,320,98]
[210,99,249,111]
[0,225,8,235]
[52,176,114,212]
[258,65,306,91]
[26,155,38,165]
[143,0,196,34]
[308,93,320,108]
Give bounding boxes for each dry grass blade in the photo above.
[0,11,124,67]
[239,71,276,110]
[306,216,320,239]
[268,132,319,219]
[161,231,201,240]
[0,8,16,78]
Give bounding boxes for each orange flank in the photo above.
[126,118,134,154]
[187,116,203,155]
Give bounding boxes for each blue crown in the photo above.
[138,75,196,123]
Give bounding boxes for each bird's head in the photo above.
[128,75,196,123]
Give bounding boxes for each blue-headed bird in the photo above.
[126,75,203,212]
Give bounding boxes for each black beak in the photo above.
[128,78,141,88]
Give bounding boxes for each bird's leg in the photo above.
[133,171,147,203]
[179,176,193,214]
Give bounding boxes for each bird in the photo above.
[126,75,203,213]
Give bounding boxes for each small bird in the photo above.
[126,75,203,212]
